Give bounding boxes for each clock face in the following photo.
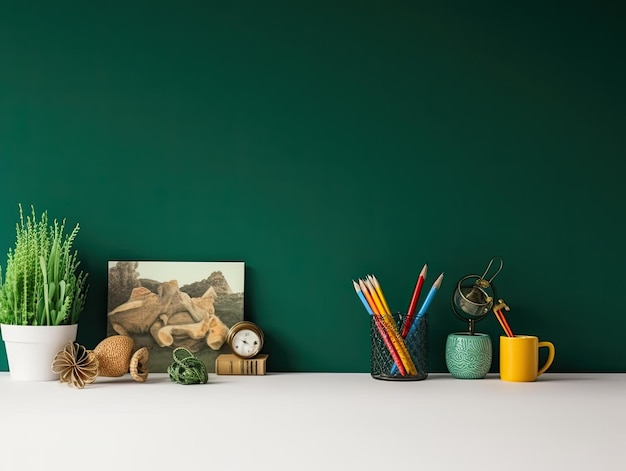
[228,321,264,359]
[231,330,262,358]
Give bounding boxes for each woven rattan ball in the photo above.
[93,335,134,377]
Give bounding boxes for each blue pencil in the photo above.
[406,272,444,337]
[353,280,374,315]
[390,272,444,375]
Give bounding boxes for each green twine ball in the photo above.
[167,347,209,385]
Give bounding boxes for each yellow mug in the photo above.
[499,335,555,382]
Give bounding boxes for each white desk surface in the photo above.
[1,372,624,471]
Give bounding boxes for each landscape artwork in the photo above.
[107,261,245,373]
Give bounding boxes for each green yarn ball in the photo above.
[167,347,208,385]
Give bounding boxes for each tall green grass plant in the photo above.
[0,204,88,325]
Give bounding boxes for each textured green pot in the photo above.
[445,332,492,379]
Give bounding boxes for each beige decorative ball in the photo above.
[93,335,134,377]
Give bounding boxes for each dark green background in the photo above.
[1,1,624,373]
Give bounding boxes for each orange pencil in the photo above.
[359,278,410,375]
[352,280,406,376]
[362,278,417,376]
[363,278,387,317]
[495,309,514,337]
[358,278,380,315]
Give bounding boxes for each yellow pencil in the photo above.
[352,280,407,376]
[362,278,417,376]
[364,278,387,316]
[368,274,392,316]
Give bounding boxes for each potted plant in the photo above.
[0,204,89,381]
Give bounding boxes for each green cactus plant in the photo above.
[0,204,88,326]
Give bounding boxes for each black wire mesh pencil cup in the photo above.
[370,312,428,381]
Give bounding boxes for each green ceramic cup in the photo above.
[445,332,492,379]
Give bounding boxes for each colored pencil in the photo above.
[401,263,428,338]
[358,278,380,315]
[372,315,406,375]
[494,308,514,337]
[368,274,392,316]
[353,280,375,316]
[353,280,407,376]
[363,278,387,317]
[415,272,444,319]
[361,278,417,376]
[390,272,444,375]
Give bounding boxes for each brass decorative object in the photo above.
[51,334,150,388]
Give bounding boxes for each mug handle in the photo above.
[537,341,555,376]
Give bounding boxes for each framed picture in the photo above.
[107,261,245,373]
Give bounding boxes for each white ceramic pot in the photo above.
[1,324,78,381]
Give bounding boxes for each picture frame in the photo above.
[107,261,245,373]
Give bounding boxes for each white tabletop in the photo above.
[0,372,624,470]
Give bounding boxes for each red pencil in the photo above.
[401,263,428,338]
[373,315,407,376]
[352,280,406,376]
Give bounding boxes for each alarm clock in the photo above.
[226,321,264,359]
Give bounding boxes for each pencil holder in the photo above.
[370,313,428,381]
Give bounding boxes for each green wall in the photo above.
[1,1,624,373]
